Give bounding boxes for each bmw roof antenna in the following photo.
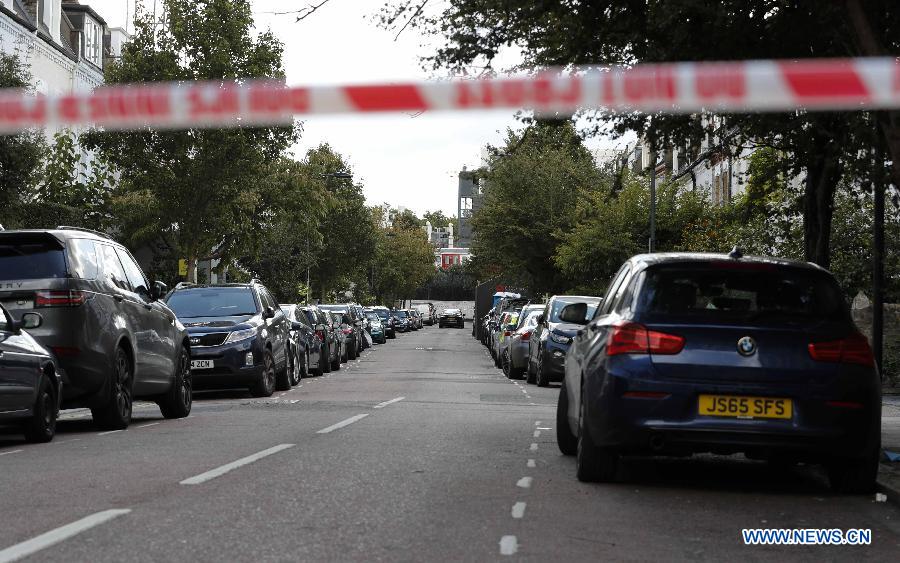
[728,246,744,259]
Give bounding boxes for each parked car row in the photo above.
[477,249,882,494]
[0,226,430,444]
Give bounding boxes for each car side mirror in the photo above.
[14,313,42,332]
[537,314,546,324]
[291,321,304,331]
[263,307,275,319]
[559,303,589,324]
[152,280,168,300]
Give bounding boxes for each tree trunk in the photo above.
[187,256,198,283]
[801,135,842,268]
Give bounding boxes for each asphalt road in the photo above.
[1,324,899,561]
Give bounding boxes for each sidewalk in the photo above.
[878,395,900,503]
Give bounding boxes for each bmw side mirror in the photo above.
[152,280,168,300]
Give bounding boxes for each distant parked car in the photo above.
[407,309,421,330]
[392,309,412,333]
[300,306,339,373]
[166,281,291,397]
[527,295,602,387]
[415,303,435,325]
[371,306,396,338]
[438,308,465,328]
[0,227,191,429]
[557,252,881,494]
[503,304,544,379]
[280,304,321,382]
[0,305,60,442]
[319,304,362,359]
[329,311,351,362]
[364,310,387,344]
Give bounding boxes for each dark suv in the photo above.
[165,281,291,397]
[0,227,191,429]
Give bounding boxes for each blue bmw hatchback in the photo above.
[557,251,881,493]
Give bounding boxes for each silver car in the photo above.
[503,305,544,379]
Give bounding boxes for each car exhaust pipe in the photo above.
[649,434,665,451]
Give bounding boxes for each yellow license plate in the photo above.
[698,395,792,420]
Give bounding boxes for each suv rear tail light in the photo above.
[808,333,874,367]
[316,330,325,341]
[607,322,685,356]
[36,290,85,307]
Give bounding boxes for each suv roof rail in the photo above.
[56,226,114,240]
[174,282,197,289]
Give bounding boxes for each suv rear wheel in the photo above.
[827,443,879,494]
[23,373,57,443]
[330,345,340,371]
[92,346,134,430]
[158,345,192,419]
[250,351,276,397]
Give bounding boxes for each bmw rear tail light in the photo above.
[503,330,512,337]
[521,330,532,341]
[36,290,86,307]
[342,328,352,335]
[607,322,685,356]
[808,333,874,367]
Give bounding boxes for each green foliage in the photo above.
[422,210,457,231]
[372,221,436,305]
[82,0,297,281]
[0,53,45,219]
[414,264,476,301]
[392,208,422,232]
[470,121,605,294]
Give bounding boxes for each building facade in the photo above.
[457,167,483,248]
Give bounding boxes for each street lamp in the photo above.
[306,172,353,304]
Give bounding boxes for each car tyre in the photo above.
[250,350,276,398]
[501,350,512,378]
[576,388,617,482]
[330,345,341,371]
[92,346,134,430]
[536,352,550,387]
[557,380,577,456]
[348,340,357,360]
[288,350,302,386]
[158,345,192,419]
[526,357,536,385]
[275,352,292,391]
[23,373,57,443]
[827,444,879,494]
[322,345,332,374]
[300,351,310,380]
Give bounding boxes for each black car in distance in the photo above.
[165,281,292,397]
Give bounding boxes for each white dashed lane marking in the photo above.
[533,430,541,438]
[180,444,295,485]
[136,422,159,429]
[316,414,369,434]
[527,459,536,468]
[516,477,533,489]
[529,443,538,451]
[374,397,405,409]
[0,509,132,563]
[500,535,518,556]
[511,502,526,519]
[97,430,123,436]
[0,450,23,457]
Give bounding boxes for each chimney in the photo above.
[448,222,454,248]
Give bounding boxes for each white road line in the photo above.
[180,444,295,485]
[0,509,131,563]
[97,430,123,436]
[374,396,405,409]
[511,502,526,519]
[316,414,369,434]
[527,459,536,468]
[533,430,541,438]
[499,535,518,556]
[516,477,533,489]
[289,399,300,404]
[535,421,542,426]
[529,443,538,451]
[536,427,551,430]
[0,450,23,457]
[54,439,81,445]
[136,422,160,429]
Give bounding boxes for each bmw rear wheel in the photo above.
[576,388,617,483]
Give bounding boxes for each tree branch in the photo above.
[394,0,429,41]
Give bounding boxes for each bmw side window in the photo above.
[68,239,99,280]
[98,244,131,292]
[611,271,636,315]
[115,248,151,300]
[599,265,631,316]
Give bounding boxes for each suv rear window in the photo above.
[0,237,67,280]
[166,287,259,318]
[637,263,847,323]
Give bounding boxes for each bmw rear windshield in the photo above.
[0,235,67,280]
[636,262,848,323]
[166,287,259,318]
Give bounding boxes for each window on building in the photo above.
[460,196,473,218]
[84,20,102,67]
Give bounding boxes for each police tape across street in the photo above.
[0,57,898,134]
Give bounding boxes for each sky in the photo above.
[88,0,627,217]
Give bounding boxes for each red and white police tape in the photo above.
[1,57,899,133]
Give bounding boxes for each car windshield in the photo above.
[638,263,847,323]
[166,287,258,318]
[0,239,67,280]
[550,299,600,322]
[365,312,380,321]
[394,310,408,318]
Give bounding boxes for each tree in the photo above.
[372,216,436,305]
[0,53,45,221]
[379,1,896,268]
[469,121,604,294]
[82,0,296,281]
